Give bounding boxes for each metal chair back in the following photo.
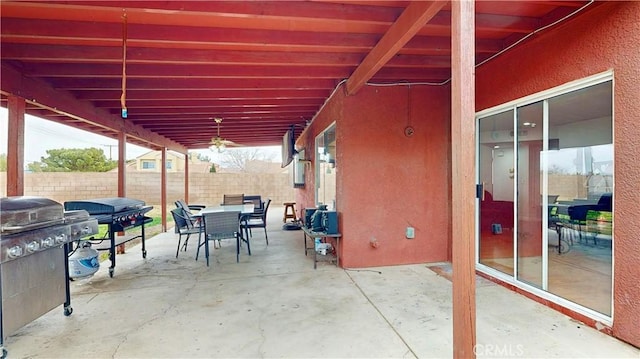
[170,208,202,258]
[198,211,246,265]
[243,198,271,245]
[223,194,245,205]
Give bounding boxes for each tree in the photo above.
[195,152,211,162]
[220,148,276,173]
[0,153,6,171]
[28,147,117,172]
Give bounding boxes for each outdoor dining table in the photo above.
[198,203,255,215]
[195,203,256,243]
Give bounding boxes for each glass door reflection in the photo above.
[478,110,515,275]
[515,102,544,288]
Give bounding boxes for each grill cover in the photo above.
[64,197,145,214]
[0,196,64,233]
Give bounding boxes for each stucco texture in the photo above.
[296,84,451,268]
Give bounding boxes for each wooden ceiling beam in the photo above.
[147,120,304,127]
[129,110,312,120]
[346,1,446,95]
[1,43,364,66]
[121,107,318,116]
[39,1,402,23]
[3,17,505,59]
[3,43,452,69]
[73,89,331,101]
[131,114,311,122]
[20,63,353,79]
[0,1,394,34]
[49,78,338,91]
[2,17,503,56]
[1,18,379,51]
[92,98,323,109]
[122,106,318,116]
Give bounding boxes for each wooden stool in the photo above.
[283,202,297,223]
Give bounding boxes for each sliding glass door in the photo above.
[478,110,515,275]
[545,81,613,316]
[476,74,613,319]
[516,102,544,288]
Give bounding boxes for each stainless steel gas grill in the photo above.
[0,196,98,358]
[63,197,153,278]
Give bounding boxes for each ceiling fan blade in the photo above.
[221,139,243,147]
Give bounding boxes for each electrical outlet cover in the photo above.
[406,227,415,239]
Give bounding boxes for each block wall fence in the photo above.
[1,172,600,206]
[0,172,295,207]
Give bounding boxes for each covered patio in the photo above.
[4,209,638,358]
[2,1,640,355]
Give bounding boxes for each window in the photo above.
[315,123,336,209]
[293,149,305,187]
[141,160,155,169]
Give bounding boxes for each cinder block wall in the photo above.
[0,172,295,206]
[1,172,597,205]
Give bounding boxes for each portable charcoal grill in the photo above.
[63,197,153,278]
[0,196,98,358]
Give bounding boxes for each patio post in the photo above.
[451,0,476,357]
[6,95,25,196]
[116,131,127,253]
[161,147,167,232]
[117,131,127,197]
[184,151,190,209]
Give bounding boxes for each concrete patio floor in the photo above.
[4,206,639,358]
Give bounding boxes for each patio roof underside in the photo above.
[0,1,594,152]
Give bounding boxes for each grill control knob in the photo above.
[55,234,67,244]
[7,246,24,258]
[42,237,55,247]
[26,241,40,252]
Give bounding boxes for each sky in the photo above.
[0,107,280,166]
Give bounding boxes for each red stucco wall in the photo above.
[296,0,639,348]
[340,85,451,267]
[296,84,451,268]
[475,1,640,348]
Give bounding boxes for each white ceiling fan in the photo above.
[207,118,241,152]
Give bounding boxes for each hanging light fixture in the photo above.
[209,118,227,153]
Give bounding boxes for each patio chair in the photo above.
[170,208,202,258]
[223,194,245,205]
[242,198,271,245]
[197,211,249,266]
[243,195,264,214]
[175,199,205,216]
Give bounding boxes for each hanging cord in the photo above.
[120,11,128,117]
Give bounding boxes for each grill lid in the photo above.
[1,196,64,233]
[64,197,145,214]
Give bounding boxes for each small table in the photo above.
[301,226,342,269]
[283,202,297,223]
